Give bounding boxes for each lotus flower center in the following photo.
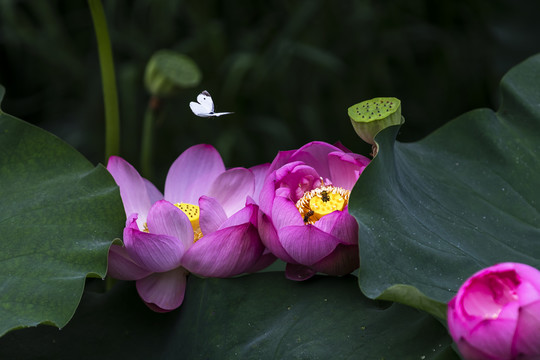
[296,184,350,224]
[174,203,203,241]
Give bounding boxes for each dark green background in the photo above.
[1,0,540,185]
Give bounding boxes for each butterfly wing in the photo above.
[211,111,234,117]
[190,101,213,117]
[196,91,214,113]
[190,90,233,117]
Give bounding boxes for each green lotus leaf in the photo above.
[349,53,540,318]
[0,86,125,336]
[0,274,457,359]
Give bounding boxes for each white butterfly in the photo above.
[189,90,233,117]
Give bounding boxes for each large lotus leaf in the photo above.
[349,54,540,317]
[0,273,458,360]
[0,85,125,336]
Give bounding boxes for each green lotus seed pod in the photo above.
[144,50,202,97]
[348,97,404,147]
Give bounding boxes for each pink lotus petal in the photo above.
[279,224,340,265]
[311,244,359,276]
[165,144,225,204]
[245,195,257,206]
[285,263,316,281]
[146,200,194,251]
[514,263,540,303]
[144,302,170,313]
[107,244,152,280]
[467,318,516,359]
[250,163,270,204]
[313,211,358,245]
[327,151,370,190]
[455,337,494,360]
[287,141,343,181]
[497,300,521,322]
[461,267,521,320]
[136,267,188,312]
[447,297,469,341]
[516,279,540,309]
[199,195,228,235]
[219,203,257,229]
[268,149,297,173]
[258,173,277,214]
[125,213,140,229]
[513,300,540,356]
[332,141,352,153]
[182,224,263,277]
[449,279,502,340]
[207,167,255,217]
[245,248,277,273]
[271,196,304,229]
[144,177,163,204]
[274,162,320,203]
[107,156,152,227]
[123,225,184,273]
[258,211,296,264]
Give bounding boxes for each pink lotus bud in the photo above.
[447,262,540,360]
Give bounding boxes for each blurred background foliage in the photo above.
[1,0,539,186]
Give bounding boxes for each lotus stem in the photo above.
[88,0,120,161]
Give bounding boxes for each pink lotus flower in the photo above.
[448,262,540,360]
[258,141,370,281]
[107,144,270,312]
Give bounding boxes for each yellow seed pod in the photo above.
[309,191,346,220]
[174,203,200,230]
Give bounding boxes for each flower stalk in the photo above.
[88,0,120,161]
[140,96,160,179]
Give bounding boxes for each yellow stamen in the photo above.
[174,203,203,241]
[296,181,350,225]
[174,203,200,229]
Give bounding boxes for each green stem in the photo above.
[105,275,117,292]
[140,96,160,179]
[88,0,120,161]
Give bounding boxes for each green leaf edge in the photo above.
[353,53,540,321]
[0,84,124,337]
[356,122,449,320]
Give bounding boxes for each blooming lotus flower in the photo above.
[258,141,370,281]
[448,262,540,360]
[107,144,269,312]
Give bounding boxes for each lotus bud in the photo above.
[447,262,540,360]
